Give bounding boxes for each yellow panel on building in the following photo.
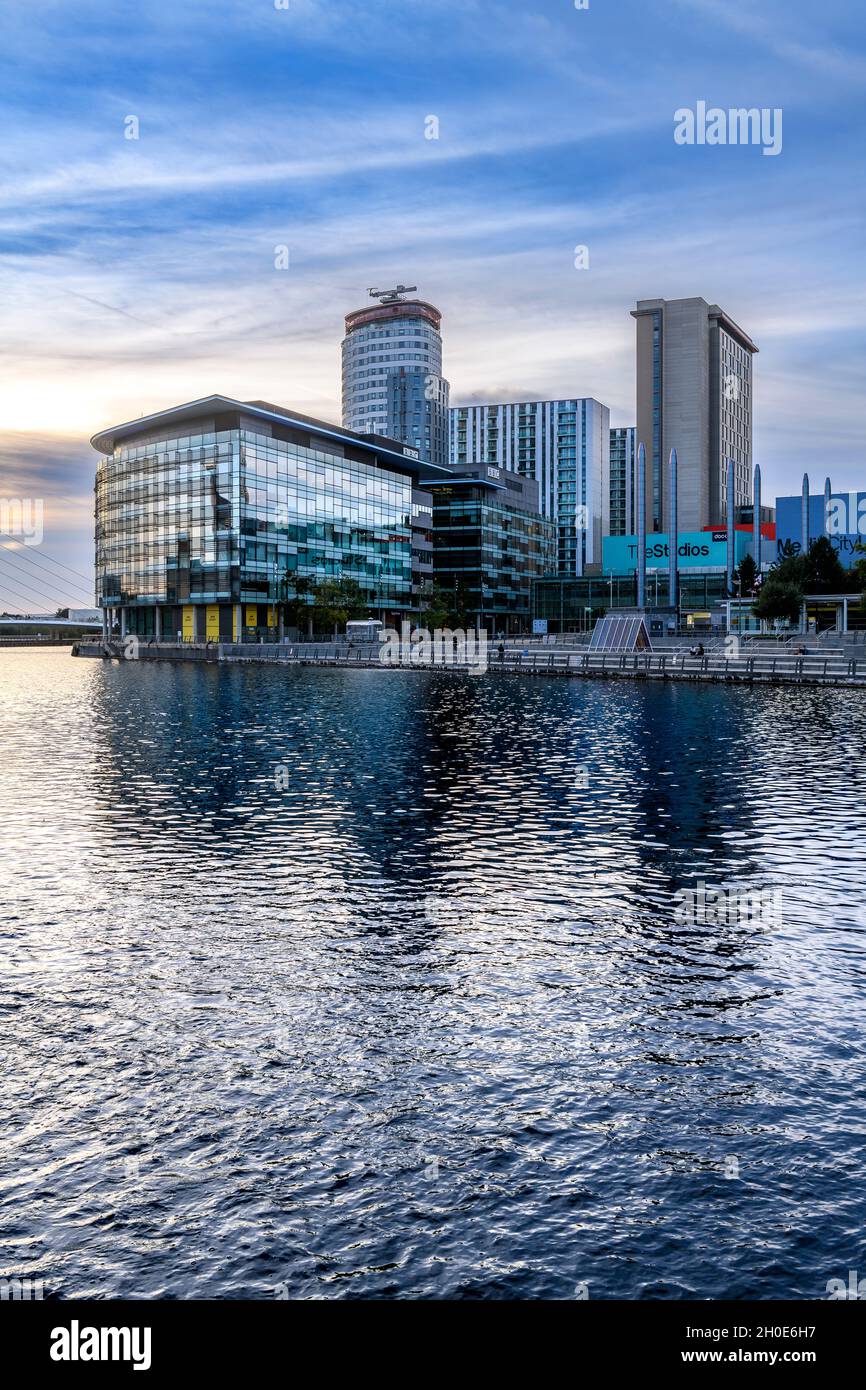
[245,605,258,628]
[206,605,220,641]
[182,607,195,643]
[267,606,276,628]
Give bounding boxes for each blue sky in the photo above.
[1,0,864,606]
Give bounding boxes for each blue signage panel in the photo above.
[775,492,866,568]
[603,530,749,574]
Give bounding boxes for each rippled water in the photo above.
[1,649,865,1300]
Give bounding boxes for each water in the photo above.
[1,649,865,1300]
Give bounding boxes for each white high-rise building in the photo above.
[449,398,610,576]
[341,287,450,469]
[609,427,636,536]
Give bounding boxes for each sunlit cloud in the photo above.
[0,0,864,602]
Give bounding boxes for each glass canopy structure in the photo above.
[588,615,652,652]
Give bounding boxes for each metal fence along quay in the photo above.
[72,640,866,687]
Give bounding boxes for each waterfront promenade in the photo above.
[73,639,866,687]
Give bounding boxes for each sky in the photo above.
[1,0,864,608]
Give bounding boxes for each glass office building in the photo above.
[92,395,450,640]
[428,465,555,633]
[341,295,450,469]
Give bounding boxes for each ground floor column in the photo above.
[120,607,127,639]
[154,606,162,642]
[101,609,108,640]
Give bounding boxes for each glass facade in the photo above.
[95,409,418,638]
[532,573,729,633]
[430,475,555,633]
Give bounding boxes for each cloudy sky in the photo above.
[1,0,864,606]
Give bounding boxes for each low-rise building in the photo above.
[776,484,866,566]
[428,465,555,634]
[91,395,450,641]
[449,398,609,577]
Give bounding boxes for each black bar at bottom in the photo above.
[3,1297,861,1376]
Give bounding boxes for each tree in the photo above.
[279,571,314,632]
[733,553,757,597]
[310,577,368,635]
[850,552,866,608]
[803,535,855,593]
[752,580,802,626]
[768,550,809,590]
[769,537,854,595]
[446,579,471,630]
[418,580,450,631]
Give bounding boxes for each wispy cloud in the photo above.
[0,0,864,597]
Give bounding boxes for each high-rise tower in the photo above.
[341,286,450,469]
[450,397,609,577]
[631,297,758,533]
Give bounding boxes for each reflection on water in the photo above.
[1,650,865,1299]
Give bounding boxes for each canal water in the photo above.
[1,649,865,1299]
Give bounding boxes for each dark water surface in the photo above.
[1,649,865,1300]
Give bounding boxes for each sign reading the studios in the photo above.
[603,530,749,574]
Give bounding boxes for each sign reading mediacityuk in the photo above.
[775,491,866,568]
[602,530,750,574]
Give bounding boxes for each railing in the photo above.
[0,635,79,645]
[491,649,864,683]
[72,640,866,685]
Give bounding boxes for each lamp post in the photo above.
[669,446,678,629]
[753,463,762,575]
[636,442,647,610]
